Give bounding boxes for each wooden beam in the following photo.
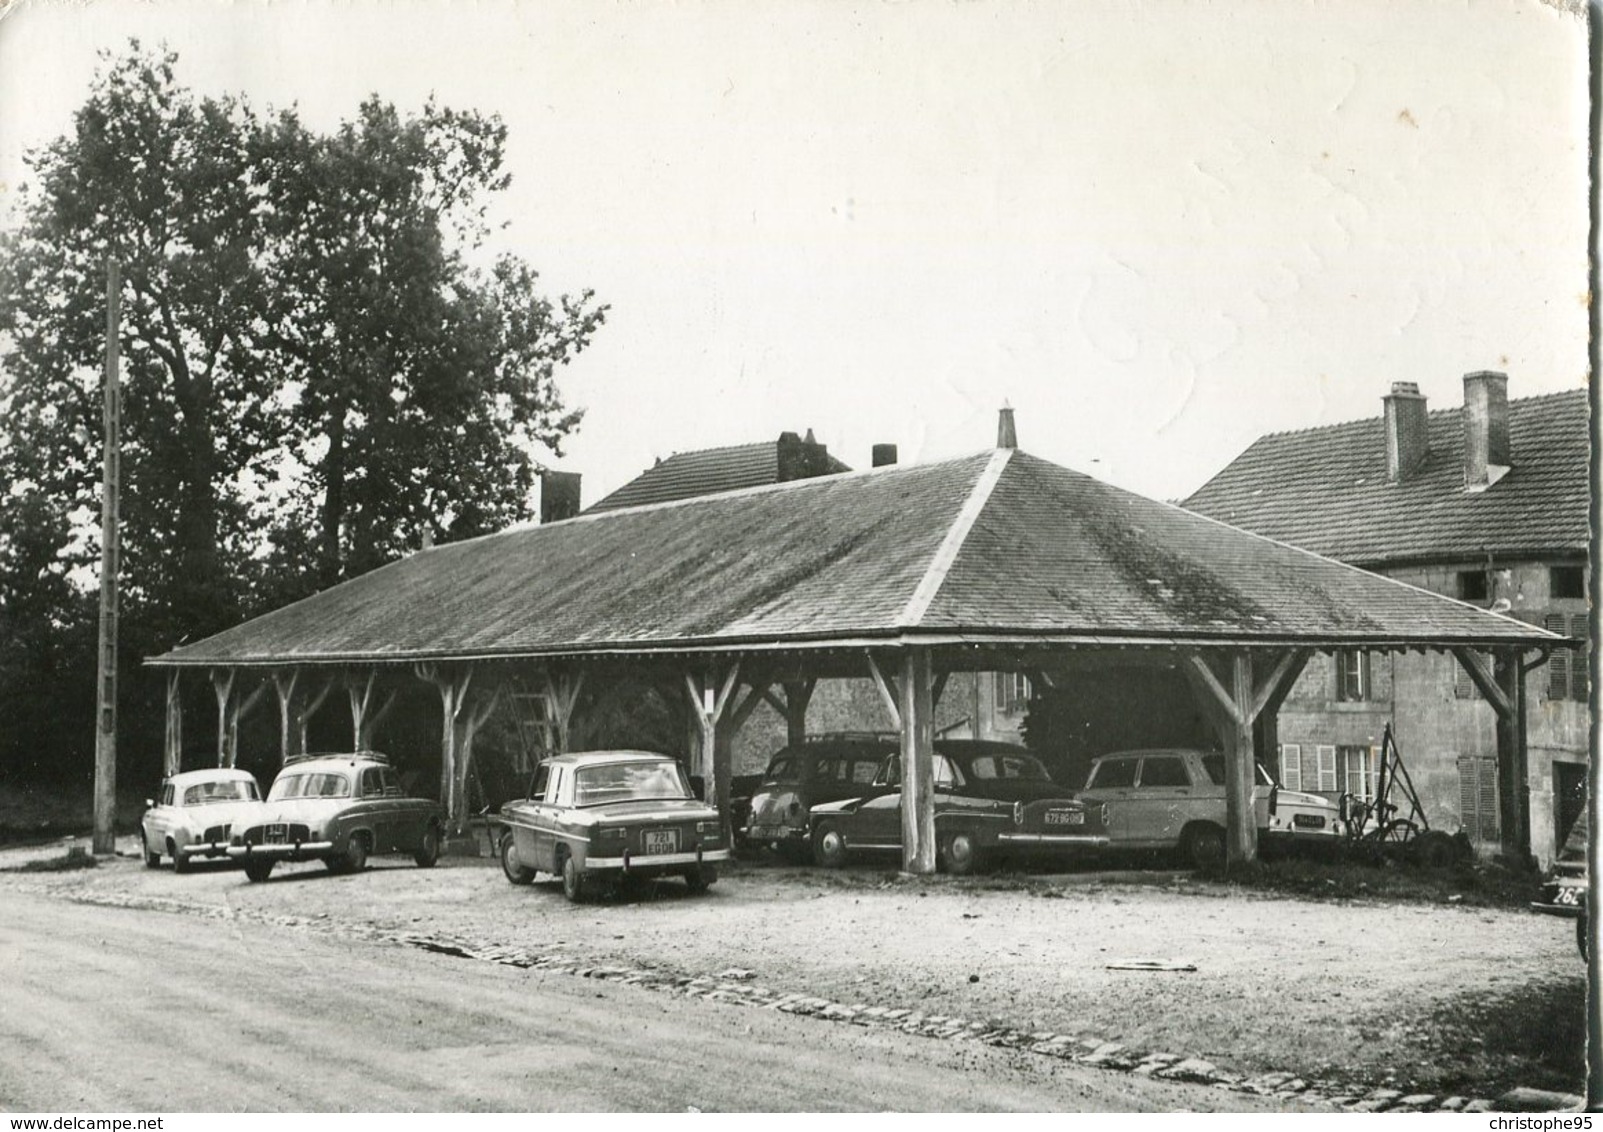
[900,647,936,874]
[930,671,949,709]
[1225,652,1258,866]
[779,678,814,747]
[211,668,234,767]
[163,669,182,777]
[865,652,901,729]
[273,669,301,763]
[1247,649,1303,724]
[1452,648,1512,717]
[1184,653,1242,726]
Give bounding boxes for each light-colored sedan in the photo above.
[140,768,263,872]
[1078,748,1343,867]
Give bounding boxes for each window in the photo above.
[1278,744,1302,791]
[992,672,1032,714]
[1551,566,1586,600]
[1340,745,1379,803]
[932,756,961,789]
[360,767,385,797]
[1545,613,1589,702]
[1089,757,1138,789]
[161,784,175,806]
[1454,650,1483,700]
[1457,757,1500,843]
[1458,571,1489,602]
[1335,651,1369,701]
[1314,745,1337,792]
[529,763,550,800]
[1140,756,1190,787]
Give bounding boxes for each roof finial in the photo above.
[997,402,1017,449]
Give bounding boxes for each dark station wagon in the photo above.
[498,750,729,902]
[744,733,898,860]
[809,743,1110,874]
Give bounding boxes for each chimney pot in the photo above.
[1382,381,1429,481]
[539,469,582,523]
[871,443,898,468]
[997,404,1018,449]
[1462,370,1510,489]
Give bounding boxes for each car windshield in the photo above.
[963,753,1052,781]
[574,761,690,806]
[268,772,352,801]
[182,779,259,805]
[1200,755,1276,787]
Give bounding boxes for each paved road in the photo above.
[0,890,1286,1112]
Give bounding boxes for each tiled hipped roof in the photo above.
[587,440,852,512]
[150,449,1555,669]
[1183,389,1588,565]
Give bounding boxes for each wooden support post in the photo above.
[1495,650,1531,865]
[211,669,235,767]
[347,670,375,748]
[92,258,120,856]
[778,679,814,747]
[163,669,183,777]
[1225,652,1258,866]
[299,675,332,755]
[1181,650,1290,868]
[454,684,503,832]
[225,682,266,770]
[417,663,475,832]
[683,662,741,839]
[273,669,301,764]
[1453,647,1527,862]
[541,671,586,755]
[900,648,936,874]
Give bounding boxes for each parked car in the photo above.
[140,768,263,872]
[744,733,898,859]
[1532,809,1588,959]
[497,750,729,902]
[1077,748,1343,867]
[227,752,443,883]
[808,743,1109,874]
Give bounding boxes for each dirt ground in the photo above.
[4,890,1289,1112]
[0,836,1583,1102]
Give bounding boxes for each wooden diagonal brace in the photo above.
[1452,648,1512,717]
[865,652,901,729]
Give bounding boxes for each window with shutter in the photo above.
[1315,745,1337,792]
[1545,614,1570,700]
[1278,744,1302,791]
[1454,651,1480,699]
[1458,757,1501,842]
[1570,614,1589,701]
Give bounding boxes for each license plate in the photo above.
[642,829,678,855]
[1044,810,1084,826]
[1293,814,1326,829]
[265,824,287,844]
[1555,886,1580,906]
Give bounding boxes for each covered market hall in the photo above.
[147,443,1561,871]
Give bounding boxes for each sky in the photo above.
[0,0,1590,506]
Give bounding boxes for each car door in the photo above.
[1133,754,1195,847]
[1082,757,1139,841]
[357,766,394,850]
[145,782,176,844]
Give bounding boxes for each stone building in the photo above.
[1185,373,1588,864]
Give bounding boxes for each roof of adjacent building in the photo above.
[1183,389,1588,565]
[149,448,1556,669]
[586,437,852,512]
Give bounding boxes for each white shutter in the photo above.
[1279,744,1302,791]
[1315,745,1337,792]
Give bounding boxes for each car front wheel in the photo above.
[941,831,983,876]
[243,859,274,884]
[1180,823,1225,870]
[170,841,190,874]
[813,822,846,868]
[560,851,586,903]
[500,832,536,885]
[343,836,369,873]
[141,833,161,868]
[414,825,441,869]
[684,864,717,893]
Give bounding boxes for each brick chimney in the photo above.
[1382,381,1429,481]
[997,404,1017,449]
[1462,371,1510,490]
[871,443,898,467]
[539,470,581,523]
[776,429,832,482]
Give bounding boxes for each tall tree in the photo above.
[0,44,605,782]
[257,97,604,592]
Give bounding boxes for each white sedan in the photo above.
[140,768,263,872]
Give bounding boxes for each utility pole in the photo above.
[92,259,120,855]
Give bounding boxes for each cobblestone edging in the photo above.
[45,886,1550,1113]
